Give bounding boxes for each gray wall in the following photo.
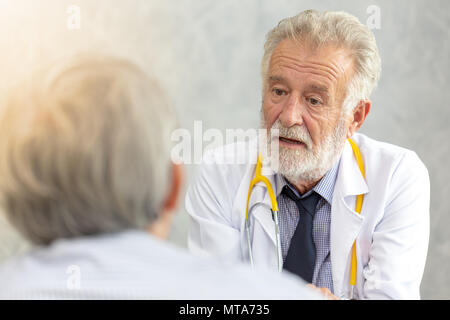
[0,0,448,299]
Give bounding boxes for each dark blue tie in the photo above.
[282,185,321,283]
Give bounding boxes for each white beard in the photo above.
[261,115,347,184]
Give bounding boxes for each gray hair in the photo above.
[261,10,381,113]
[0,54,177,245]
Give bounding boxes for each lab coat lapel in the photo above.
[247,174,279,270]
[330,140,369,297]
[248,180,277,246]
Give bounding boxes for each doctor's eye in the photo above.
[308,97,322,106]
[272,88,287,96]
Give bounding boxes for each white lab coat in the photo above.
[186,133,430,299]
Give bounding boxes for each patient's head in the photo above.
[0,54,180,245]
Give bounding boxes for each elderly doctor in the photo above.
[186,10,430,300]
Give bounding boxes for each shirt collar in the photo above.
[275,157,341,205]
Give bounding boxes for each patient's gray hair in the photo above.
[0,54,177,245]
[261,10,381,113]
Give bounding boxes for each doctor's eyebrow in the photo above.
[306,84,331,101]
[268,76,329,91]
[306,84,330,93]
[268,75,288,85]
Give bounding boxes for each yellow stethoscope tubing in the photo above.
[245,154,279,220]
[347,138,365,299]
[245,138,365,298]
[245,154,282,272]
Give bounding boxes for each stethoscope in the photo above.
[245,138,365,300]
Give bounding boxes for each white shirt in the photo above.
[0,230,321,299]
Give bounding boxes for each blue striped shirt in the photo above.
[275,159,340,292]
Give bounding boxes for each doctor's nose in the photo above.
[278,94,304,128]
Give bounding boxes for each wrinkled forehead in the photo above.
[268,38,355,92]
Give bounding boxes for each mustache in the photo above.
[270,119,313,149]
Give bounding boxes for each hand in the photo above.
[306,284,339,300]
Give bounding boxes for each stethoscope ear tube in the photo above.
[245,210,283,273]
[272,210,283,273]
[245,219,254,268]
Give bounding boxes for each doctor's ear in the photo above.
[162,162,184,212]
[346,100,371,139]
